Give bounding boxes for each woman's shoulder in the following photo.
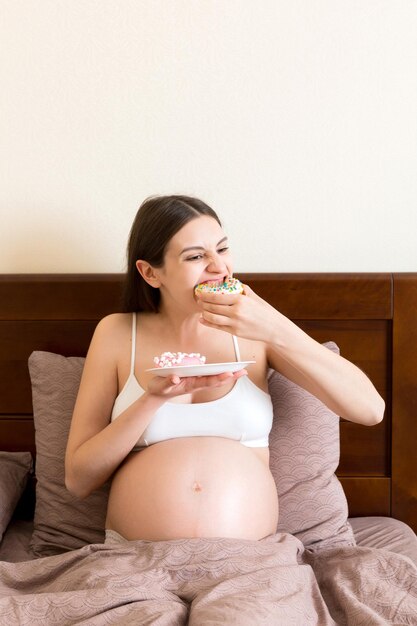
[95,311,157,337]
[91,314,134,353]
[96,312,131,333]
[92,312,158,364]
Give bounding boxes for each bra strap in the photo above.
[130,312,137,374]
[232,335,241,362]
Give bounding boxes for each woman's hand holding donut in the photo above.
[147,369,247,400]
[196,283,283,343]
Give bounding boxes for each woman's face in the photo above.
[158,215,233,309]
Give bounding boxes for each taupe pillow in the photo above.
[269,341,355,550]
[0,451,33,542]
[28,343,354,556]
[28,352,109,557]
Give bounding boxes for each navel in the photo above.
[192,481,203,493]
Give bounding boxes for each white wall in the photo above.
[1,0,416,273]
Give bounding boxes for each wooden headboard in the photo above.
[1,273,416,532]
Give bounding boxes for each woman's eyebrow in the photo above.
[180,236,228,255]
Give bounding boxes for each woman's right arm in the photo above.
[65,315,167,499]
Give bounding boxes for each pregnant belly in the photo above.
[106,437,279,541]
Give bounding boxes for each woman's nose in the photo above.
[206,253,227,273]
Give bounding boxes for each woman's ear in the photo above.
[135,260,162,288]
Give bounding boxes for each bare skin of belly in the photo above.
[106,437,279,541]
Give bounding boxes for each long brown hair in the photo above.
[122,195,222,312]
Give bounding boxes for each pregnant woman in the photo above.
[65,194,385,623]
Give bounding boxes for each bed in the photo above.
[0,272,416,624]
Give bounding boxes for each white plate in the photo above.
[146,361,256,378]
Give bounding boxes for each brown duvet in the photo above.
[0,531,416,625]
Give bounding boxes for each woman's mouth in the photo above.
[195,275,229,288]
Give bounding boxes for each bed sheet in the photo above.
[349,515,417,566]
[0,526,416,625]
[1,516,416,565]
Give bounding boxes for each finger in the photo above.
[197,301,233,314]
[241,283,262,302]
[234,368,248,378]
[199,317,233,333]
[215,371,234,381]
[198,372,232,386]
[200,310,230,326]
[189,372,231,388]
[213,370,247,385]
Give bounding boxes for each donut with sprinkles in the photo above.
[194,277,244,296]
[153,352,206,368]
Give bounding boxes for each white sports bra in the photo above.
[110,313,273,449]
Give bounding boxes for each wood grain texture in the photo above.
[236,273,392,319]
[0,274,123,320]
[340,477,391,517]
[392,274,417,531]
[0,321,97,413]
[0,417,35,455]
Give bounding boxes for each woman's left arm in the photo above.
[197,284,385,426]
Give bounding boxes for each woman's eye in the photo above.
[185,247,229,262]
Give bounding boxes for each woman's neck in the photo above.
[157,306,203,343]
